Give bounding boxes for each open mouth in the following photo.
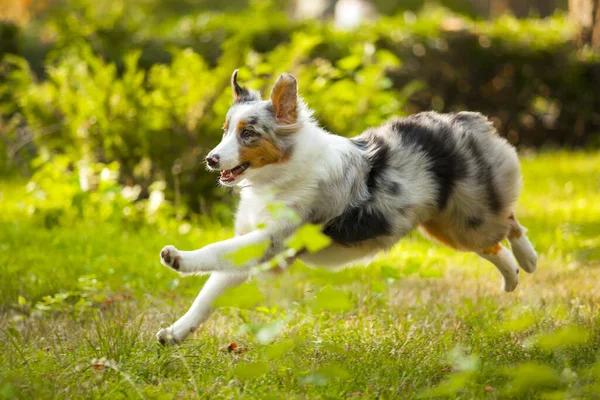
[220,162,250,183]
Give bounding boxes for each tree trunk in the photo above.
[570,0,600,51]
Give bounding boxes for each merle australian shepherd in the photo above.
[157,71,537,344]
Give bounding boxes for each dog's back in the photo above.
[386,111,521,252]
[313,111,537,290]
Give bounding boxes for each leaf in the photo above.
[402,262,420,276]
[448,345,479,373]
[370,280,386,293]
[263,339,295,360]
[215,282,264,309]
[498,313,536,333]
[337,55,362,71]
[381,266,400,281]
[317,363,350,380]
[375,49,402,67]
[233,361,269,379]
[266,202,301,224]
[528,326,591,350]
[285,224,331,253]
[226,240,270,267]
[243,319,288,344]
[420,372,473,398]
[17,296,28,306]
[300,374,329,386]
[502,363,560,395]
[311,287,354,313]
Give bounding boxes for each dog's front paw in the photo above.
[156,327,179,346]
[160,245,182,271]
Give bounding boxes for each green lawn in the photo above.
[1,151,600,399]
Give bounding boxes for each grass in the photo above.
[1,151,600,399]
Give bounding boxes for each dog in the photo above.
[157,70,537,344]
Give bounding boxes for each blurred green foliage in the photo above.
[1,0,599,217]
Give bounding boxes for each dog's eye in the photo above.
[241,129,258,140]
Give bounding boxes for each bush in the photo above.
[1,1,599,215]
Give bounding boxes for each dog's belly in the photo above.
[298,241,381,269]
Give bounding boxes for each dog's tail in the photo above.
[507,214,537,273]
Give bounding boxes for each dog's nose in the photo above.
[206,154,220,168]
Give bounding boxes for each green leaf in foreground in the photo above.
[502,363,560,395]
[311,286,354,313]
[498,313,536,334]
[381,265,400,281]
[285,224,331,253]
[226,240,270,266]
[215,282,264,309]
[233,361,270,379]
[300,363,350,386]
[528,326,591,350]
[263,339,295,360]
[420,372,473,398]
[241,319,289,344]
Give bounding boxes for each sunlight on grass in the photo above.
[1,151,600,398]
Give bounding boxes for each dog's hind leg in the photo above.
[477,244,519,292]
[507,214,537,273]
[156,272,247,345]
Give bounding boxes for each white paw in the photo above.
[502,268,519,293]
[156,325,197,345]
[156,327,183,345]
[156,327,177,345]
[160,245,182,271]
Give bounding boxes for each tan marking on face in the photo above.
[236,120,248,132]
[420,219,458,249]
[483,243,503,255]
[238,138,287,168]
[223,120,229,131]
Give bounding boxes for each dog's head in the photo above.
[206,70,302,186]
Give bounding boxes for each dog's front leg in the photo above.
[156,272,247,345]
[160,230,270,274]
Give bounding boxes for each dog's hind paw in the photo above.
[160,245,181,271]
[502,268,519,293]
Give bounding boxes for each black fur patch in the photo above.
[365,136,389,194]
[323,206,392,245]
[392,115,468,210]
[466,215,484,228]
[322,137,393,244]
[465,136,502,214]
[321,135,394,245]
[234,89,261,104]
[382,179,401,195]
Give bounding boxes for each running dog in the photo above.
[157,70,537,344]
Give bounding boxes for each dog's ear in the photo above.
[231,69,260,103]
[270,73,297,125]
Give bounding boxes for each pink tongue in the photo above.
[221,170,234,180]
